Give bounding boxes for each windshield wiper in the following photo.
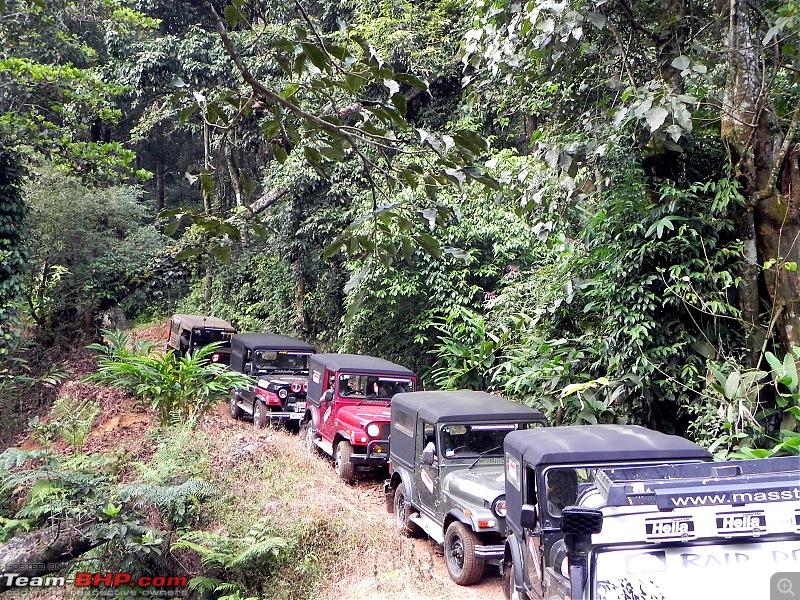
[468,445,502,469]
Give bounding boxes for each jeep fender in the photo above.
[334,430,351,445]
[385,467,414,513]
[504,532,527,593]
[444,508,473,532]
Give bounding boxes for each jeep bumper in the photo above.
[474,544,505,560]
[266,401,307,421]
[349,439,390,465]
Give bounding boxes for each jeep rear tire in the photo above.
[229,395,244,420]
[253,401,268,430]
[335,440,356,484]
[393,485,423,537]
[444,521,485,585]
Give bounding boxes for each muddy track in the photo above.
[218,403,505,600]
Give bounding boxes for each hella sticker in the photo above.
[716,510,766,535]
[645,516,695,540]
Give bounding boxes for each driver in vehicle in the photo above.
[340,377,362,396]
[545,468,579,517]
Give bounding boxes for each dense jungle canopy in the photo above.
[1,0,800,596]
[2,0,800,457]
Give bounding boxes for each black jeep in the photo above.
[384,390,548,585]
[501,425,712,600]
[229,333,316,429]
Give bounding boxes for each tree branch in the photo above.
[0,518,100,593]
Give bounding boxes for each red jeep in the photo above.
[303,354,417,483]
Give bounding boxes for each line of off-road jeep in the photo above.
[174,317,800,599]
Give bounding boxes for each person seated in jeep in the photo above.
[545,468,579,517]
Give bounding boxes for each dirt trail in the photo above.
[208,404,505,600]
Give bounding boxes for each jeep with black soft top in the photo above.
[228,333,316,429]
[167,313,236,365]
[303,353,416,484]
[384,390,548,586]
[510,455,800,600]
[500,425,714,600]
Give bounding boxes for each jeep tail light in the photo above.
[291,382,302,393]
[477,519,497,529]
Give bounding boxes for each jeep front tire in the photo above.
[229,395,244,420]
[335,440,356,484]
[502,557,529,600]
[253,401,268,429]
[444,521,485,585]
[393,485,423,537]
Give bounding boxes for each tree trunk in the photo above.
[718,0,792,361]
[0,519,100,593]
[757,148,800,352]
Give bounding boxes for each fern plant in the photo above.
[173,517,289,595]
[49,395,101,448]
[120,478,219,528]
[85,335,252,425]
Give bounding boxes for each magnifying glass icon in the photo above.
[778,578,796,597]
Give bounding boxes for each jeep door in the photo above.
[414,420,440,516]
[316,372,338,441]
[519,465,547,599]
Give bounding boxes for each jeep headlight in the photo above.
[492,496,507,518]
[278,388,289,399]
[366,423,380,437]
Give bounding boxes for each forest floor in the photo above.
[2,322,504,600]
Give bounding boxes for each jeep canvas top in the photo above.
[228,333,316,429]
[555,456,800,600]
[386,390,548,586]
[304,353,417,484]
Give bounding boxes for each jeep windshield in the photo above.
[252,351,311,374]
[337,375,413,399]
[593,539,799,600]
[441,423,537,459]
[192,328,233,345]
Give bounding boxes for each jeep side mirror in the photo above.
[324,389,334,403]
[520,503,538,529]
[420,442,436,466]
[562,507,603,600]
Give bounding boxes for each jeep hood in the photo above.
[257,375,306,388]
[442,467,505,506]
[336,403,391,427]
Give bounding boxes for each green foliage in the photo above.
[49,395,101,448]
[0,149,28,358]
[120,478,219,528]
[688,346,800,459]
[0,0,154,178]
[23,170,173,338]
[85,331,253,425]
